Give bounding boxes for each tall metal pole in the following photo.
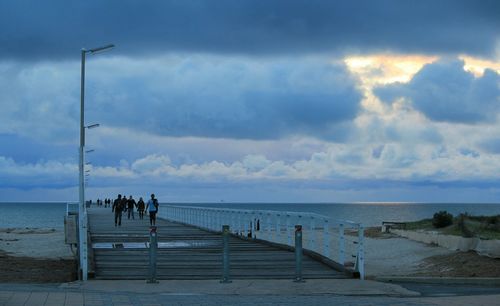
[79,49,88,281]
[78,44,113,281]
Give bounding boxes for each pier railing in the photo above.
[159,205,365,279]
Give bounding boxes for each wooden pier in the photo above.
[88,207,347,280]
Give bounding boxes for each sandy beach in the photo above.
[0,228,76,282]
[362,228,500,278]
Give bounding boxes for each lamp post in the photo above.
[79,44,114,281]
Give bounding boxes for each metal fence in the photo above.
[158,205,365,279]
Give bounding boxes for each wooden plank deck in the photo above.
[88,207,347,280]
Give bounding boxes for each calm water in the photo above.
[1,202,500,229]
[0,202,68,229]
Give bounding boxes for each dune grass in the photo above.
[404,214,500,240]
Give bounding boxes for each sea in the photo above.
[1,202,500,229]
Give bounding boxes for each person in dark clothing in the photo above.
[120,195,128,214]
[145,194,159,226]
[112,194,125,226]
[127,195,136,219]
[137,197,145,220]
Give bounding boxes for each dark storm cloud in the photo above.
[374,59,500,123]
[0,0,498,60]
[85,57,362,140]
[0,56,361,141]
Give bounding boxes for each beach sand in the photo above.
[0,228,76,282]
[362,227,500,278]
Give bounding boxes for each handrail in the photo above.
[158,204,365,279]
[163,204,361,226]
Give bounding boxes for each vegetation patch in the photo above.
[403,212,500,240]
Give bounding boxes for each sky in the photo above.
[0,0,499,203]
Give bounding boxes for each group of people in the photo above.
[88,198,113,208]
[111,193,159,227]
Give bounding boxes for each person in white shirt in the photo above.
[145,193,159,226]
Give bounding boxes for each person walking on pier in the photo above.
[121,194,128,214]
[137,197,145,220]
[127,195,137,219]
[146,194,159,226]
[112,194,125,226]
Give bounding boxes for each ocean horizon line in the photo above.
[1,201,500,205]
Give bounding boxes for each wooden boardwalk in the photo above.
[88,207,347,280]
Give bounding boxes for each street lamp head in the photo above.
[86,123,100,129]
[88,44,115,54]
[85,149,95,153]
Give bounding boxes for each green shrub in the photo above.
[432,211,453,228]
[457,213,474,237]
[488,216,498,225]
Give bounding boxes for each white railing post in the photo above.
[275,214,280,242]
[309,216,315,251]
[243,212,248,237]
[207,210,210,229]
[218,210,222,232]
[259,212,264,239]
[236,211,240,235]
[231,212,236,234]
[266,213,272,241]
[286,214,292,246]
[339,223,345,266]
[356,225,365,280]
[323,219,330,258]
